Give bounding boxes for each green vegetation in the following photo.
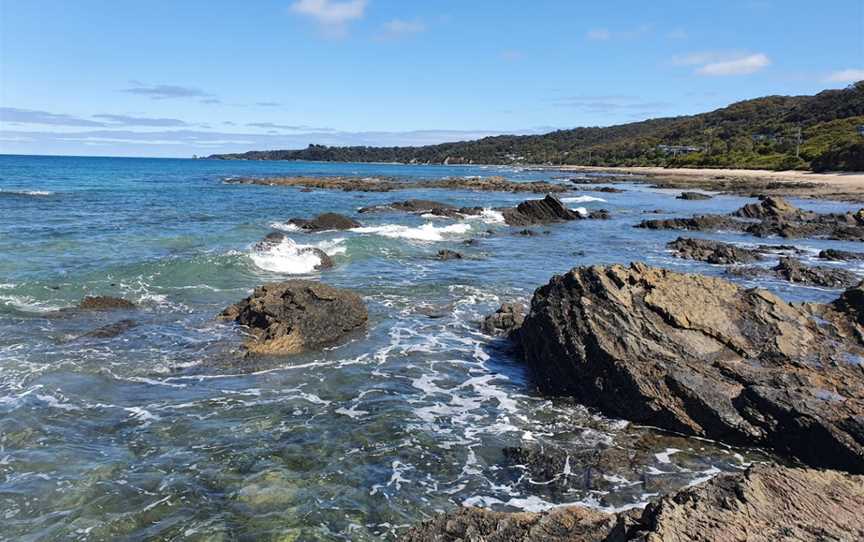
[210,82,864,172]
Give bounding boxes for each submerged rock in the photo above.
[435,249,463,261]
[667,237,763,264]
[481,303,525,338]
[821,248,864,261]
[287,212,360,232]
[81,319,138,339]
[254,232,334,271]
[728,257,859,288]
[404,464,864,542]
[502,195,581,227]
[517,262,864,471]
[677,191,713,200]
[78,296,136,310]
[220,281,367,355]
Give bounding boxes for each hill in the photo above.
[209,82,864,172]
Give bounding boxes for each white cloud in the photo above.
[380,18,425,38]
[825,68,864,84]
[674,52,770,76]
[290,0,367,35]
[586,28,611,41]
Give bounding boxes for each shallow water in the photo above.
[0,155,860,540]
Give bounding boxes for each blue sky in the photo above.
[1,0,862,157]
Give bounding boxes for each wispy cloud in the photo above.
[825,68,864,84]
[550,95,671,115]
[0,107,107,127]
[674,52,770,76]
[379,18,425,39]
[93,114,189,127]
[122,81,215,100]
[586,28,611,41]
[290,0,367,36]
[246,122,333,131]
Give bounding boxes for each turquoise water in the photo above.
[0,154,861,540]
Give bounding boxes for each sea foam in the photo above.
[250,237,345,274]
[351,222,472,241]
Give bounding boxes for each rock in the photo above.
[517,262,864,471]
[404,464,864,542]
[287,213,360,232]
[821,248,864,261]
[220,281,367,355]
[253,232,334,271]
[358,199,455,214]
[590,186,625,193]
[667,237,763,264]
[515,229,538,236]
[81,319,138,339]
[436,249,463,261]
[481,303,525,338]
[227,175,568,193]
[733,196,810,220]
[835,281,864,327]
[637,214,745,232]
[677,191,713,200]
[78,296,136,310]
[502,195,581,226]
[588,209,610,220]
[772,257,859,288]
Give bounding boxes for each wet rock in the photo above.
[677,191,713,200]
[637,214,745,232]
[588,209,610,220]
[834,281,864,327]
[821,248,864,261]
[287,212,360,232]
[590,186,625,193]
[733,196,811,220]
[515,229,538,236]
[517,262,864,471]
[358,199,455,214]
[502,195,581,227]
[436,249,463,261]
[81,319,138,339]
[481,303,525,338]
[728,257,859,288]
[667,237,763,265]
[78,296,136,310]
[220,281,367,355]
[404,464,864,542]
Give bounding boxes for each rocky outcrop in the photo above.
[502,195,581,227]
[732,196,810,220]
[358,199,455,214]
[637,214,744,233]
[517,262,864,472]
[78,296,136,310]
[667,237,763,264]
[821,248,864,261]
[403,464,864,542]
[676,191,712,200]
[728,257,859,288]
[220,281,367,355]
[226,175,568,193]
[481,303,525,338]
[287,213,360,232]
[436,249,463,261]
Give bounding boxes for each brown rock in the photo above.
[481,303,525,338]
[78,296,136,310]
[287,212,360,232]
[502,195,581,226]
[667,237,763,264]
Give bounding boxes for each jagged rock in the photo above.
[220,281,367,355]
[287,212,360,232]
[637,214,744,232]
[588,209,611,220]
[481,303,525,338]
[728,257,859,288]
[78,296,136,310]
[677,192,713,200]
[517,262,864,471]
[733,196,811,220]
[502,195,581,227]
[821,248,864,261]
[82,319,138,339]
[403,464,864,542]
[436,249,463,261]
[835,281,864,327]
[667,237,763,264]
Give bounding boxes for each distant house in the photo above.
[657,144,702,156]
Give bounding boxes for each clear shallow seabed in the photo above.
[0,155,861,540]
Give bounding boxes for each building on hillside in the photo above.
[656,144,702,156]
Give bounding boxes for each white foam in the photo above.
[0,189,54,196]
[351,222,471,241]
[571,207,589,217]
[269,222,301,232]
[562,195,606,203]
[0,294,63,313]
[655,448,681,464]
[249,237,345,274]
[465,208,505,224]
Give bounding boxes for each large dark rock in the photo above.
[676,191,713,200]
[667,237,763,264]
[78,296,136,310]
[481,303,525,338]
[733,196,811,220]
[502,195,581,227]
[220,281,367,355]
[637,214,744,233]
[403,464,864,542]
[517,262,864,472]
[287,212,360,232]
[358,199,455,214]
[821,248,864,261]
[728,257,859,288]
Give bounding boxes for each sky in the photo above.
[1,0,862,157]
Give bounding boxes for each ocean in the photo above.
[0,154,861,540]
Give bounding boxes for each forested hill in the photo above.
[209,82,864,172]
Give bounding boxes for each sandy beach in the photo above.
[556,165,864,202]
